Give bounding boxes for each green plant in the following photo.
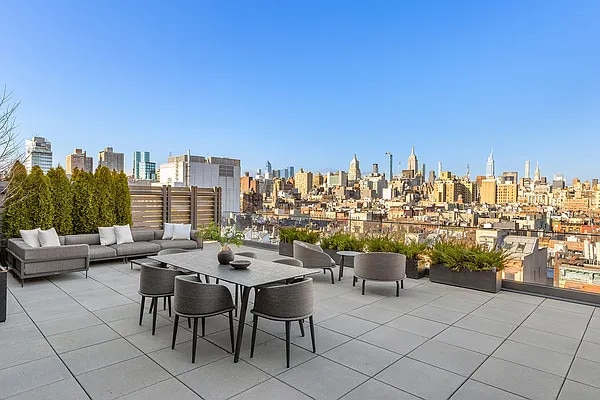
[320,232,364,251]
[2,161,28,237]
[398,240,427,261]
[364,235,402,253]
[71,169,98,234]
[95,166,116,227]
[197,222,244,247]
[428,241,507,271]
[47,166,73,235]
[113,170,132,226]
[278,227,319,244]
[23,166,53,230]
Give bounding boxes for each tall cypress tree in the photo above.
[71,169,97,233]
[1,161,29,237]
[47,166,73,235]
[23,166,53,230]
[113,170,132,226]
[94,166,116,227]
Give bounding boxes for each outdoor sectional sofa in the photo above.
[7,229,203,286]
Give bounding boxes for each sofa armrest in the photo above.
[8,239,89,262]
[190,230,203,250]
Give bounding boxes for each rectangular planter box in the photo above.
[278,242,293,257]
[405,259,426,279]
[429,264,502,293]
[1,267,6,323]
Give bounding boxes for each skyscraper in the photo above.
[265,161,272,174]
[294,168,313,196]
[98,147,124,172]
[133,151,157,180]
[348,154,361,183]
[407,146,418,176]
[24,136,52,173]
[66,148,93,174]
[437,161,442,178]
[524,160,531,179]
[486,149,495,178]
[534,162,541,182]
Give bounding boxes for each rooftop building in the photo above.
[24,136,52,173]
[98,147,124,172]
[66,148,93,174]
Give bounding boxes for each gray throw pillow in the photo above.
[114,224,134,244]
[20,228,41,248]
[98,226,117,245]
[172,224,191,240]
[38,227,61,247]
[162,222,177,240]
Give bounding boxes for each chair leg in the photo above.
[396,281,400,297]
[139,296,146,326]
[309,315,316,353]
[149,298,153,314]
[401,280,404,289]
[163,296,167,310]
[201,317,205,337]
[299,319,305,337]
[167,296,172,317]
[353,276,357,286]
[250,314,258,358]
[192,318,198,363]
[285,320,291,368]
[152,298,158,335]
[172,315,179,349]
[362,279,366,295]
[326,268,335,284]
[187,317,191,328]
[229,311,235,353]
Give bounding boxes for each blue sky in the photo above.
[2,0,599,181]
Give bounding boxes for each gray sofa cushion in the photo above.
[154,230,164,240]
[65,234,101,246]
[89,245,118,260]
[132,230,155,242]
[110,242,161,257]
[150,239,199,250]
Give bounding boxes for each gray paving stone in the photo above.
[4,378,89,400]
[61,338,142,375]
[408,339,487,376]
[427,296,481,314]
[0,312,31,331]
[322,339,401,376]
[494,291,544,305]
[206,322,274,353]
[108,314,172,336]
[583,327,600,344]
[577,340,600,363]
[149,338,229,375]
[241,338,317,374]
[318,314,379,337]
[26,301,88,323]
[318,295,371,313]
[279,356,368,400]
[0,324,43,347]
[375,357,466,400]
[93,303,141,323]
[567,357,600,388]
[71,288,135,311]
[47,323,120,353]
[341,379,421,400]
[453,315,517,338]
[484,297,538,313]
[36,312,103,336]
[125,323,193,354]
[386,314,448,338]
[435,326,504,355]
[450,379,527,400]
[0,356,72,399]
[229,378,312,400]
[409,304,466,324]
[0,338,55,370]
[179,357,270,400]
[347,304,403,324]
[492,340,573,377]
[540,298,595,315]
[77,356,169,400]
[290,325,352,353]
[558,379,600,400]
[509,326,581,355]
[470,304,532,325]
[116,378,201,400]
[472,357,563,400]
[358,325,427,355]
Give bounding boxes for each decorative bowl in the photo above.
[229,260,251,269]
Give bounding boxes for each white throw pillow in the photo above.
[20,228,41,248]
[162,222,176,239]
[98,226,117,245]
[114,224,134,245]
[38,227,61,247]
[172,224,191,240]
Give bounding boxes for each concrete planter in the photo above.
[429,264,502,293]
[1,267,6,323]
[278,242,293,257]
[405,259,426,279]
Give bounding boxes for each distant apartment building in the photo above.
[294,169,313,196]
[24,136,52,173]
[240,172,259,193]
[326,171,348,188]
[133,151,156,180]
[159,154,241,217]
[480,178,497,204]
[433,172,476,204]
[66,148,93,174]
[348,154,361,183]
[497,183,518,204]
[98,147,124,172]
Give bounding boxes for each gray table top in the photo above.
[149,250,316,287]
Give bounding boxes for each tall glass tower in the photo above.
[486,149,495,178]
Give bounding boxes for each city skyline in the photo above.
[3,1,600,181]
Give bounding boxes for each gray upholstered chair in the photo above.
[293,240,336,284]
[139,263,184,335]
[353,252,406,297]
[171,275,236,363]
[251,278,316,368]
[272,258,303,267]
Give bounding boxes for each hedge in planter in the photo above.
[428,242,507,293]
[278,227,320,256]
[399,241,428,279]
[320,232,364,265]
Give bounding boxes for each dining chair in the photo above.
[139,263,184,335]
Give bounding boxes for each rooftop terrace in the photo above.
[1,242,600,399]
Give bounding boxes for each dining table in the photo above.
[149,248,317,362]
